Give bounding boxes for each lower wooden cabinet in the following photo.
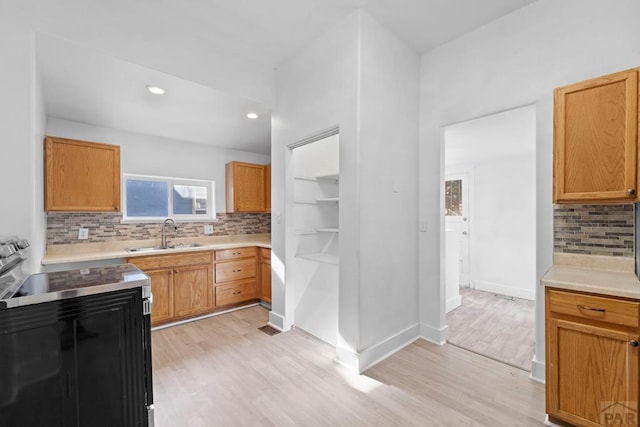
[127,251,213,326]
[259,248,271,303]
[213,248,258,307]
[128,245,271,326]
[546,288,640,426]
[173,264,211,317]
[145,269,173,324]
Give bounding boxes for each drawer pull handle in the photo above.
[233,269,241,273]
[577,304,606,313]
[233,290,241,295]
[233,252,241,255]
[631,340,639,347]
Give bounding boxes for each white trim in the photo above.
[420,323,449,345]
[530,357,545,383]
[358,324,421,373]
[268,310,287,331]
[446,295,462,313]
[287,126,339,150]
[474,279,535,301]
[335,345,360,372]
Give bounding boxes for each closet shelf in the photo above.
[316,227,339,233]
[316,173,339,182]
[316,197,339,203]
[296,253,339,265]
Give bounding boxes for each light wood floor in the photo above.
[447,288,536,371]
[151,306,545,426]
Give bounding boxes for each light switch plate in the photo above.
[78,228,89,240]
[204,225,214,234]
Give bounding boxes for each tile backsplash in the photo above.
[47,212,271,245]
[553,204,634,257]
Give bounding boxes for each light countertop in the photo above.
[541,253,640,300]
[42,234,271,265]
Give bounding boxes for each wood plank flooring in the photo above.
[447,288,535,371]
[151,306,545,426]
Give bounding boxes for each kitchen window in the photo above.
[122,174,215,222]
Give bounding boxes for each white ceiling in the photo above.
[22,0,539,155]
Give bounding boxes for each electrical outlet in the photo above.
[78,228,89,240]
[204,224,214,234]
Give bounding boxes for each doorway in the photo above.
[442,105,536,371]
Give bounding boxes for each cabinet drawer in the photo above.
[215,280,257,306]
[215,247,256,260]
[259,247,270,259]
[215,259,256,283]
[128,251,212,270]
[548,289,640,328]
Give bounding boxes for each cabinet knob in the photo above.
[627,189,636,196]
[631,340,639,347]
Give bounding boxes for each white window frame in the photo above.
[122,173,216,223]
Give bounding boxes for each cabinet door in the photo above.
[554,69,638,203]
[45,137,121,211]
[147,268,173,325]
[260,260,271,303]
[173,264,211,317]
[226,162,266,212]
[547,319,639,426]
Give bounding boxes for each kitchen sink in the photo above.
[125,243,204,253]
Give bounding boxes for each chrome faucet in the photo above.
[161,218,177,248]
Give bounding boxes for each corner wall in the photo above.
[419,0,640,380]
[0,18,45,273]
[273,10,420,371]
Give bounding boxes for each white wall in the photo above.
[272,11,361,367]
[445,106,536,301]
[357,13,420,360]
[0,18,45,273]
[273,10,420,371]
[419,0,640,380]
[46,118,270,213]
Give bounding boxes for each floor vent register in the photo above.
[258,325,281,336]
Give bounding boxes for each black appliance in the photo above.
[0,261,154,427]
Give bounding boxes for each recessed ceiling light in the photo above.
[247,112,259,119]
[146,85,165,95]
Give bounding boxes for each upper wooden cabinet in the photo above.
[265,164,271,212]
[45,136,121,211]
[554,68,639,203]
[225,161,267,213]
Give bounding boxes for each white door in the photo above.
[444,172,470,287]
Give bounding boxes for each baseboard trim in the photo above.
[358,324,420,373]
[151,303,260,331]
[420,322,448,345]
[446,295,462,313]
[474,280,535,301]
[268,311,286,331]
[336,345,360,372]
[530,357,545,383]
